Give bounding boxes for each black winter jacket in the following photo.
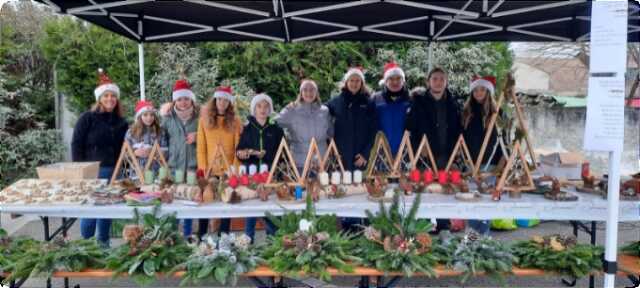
[463,100,502,167]
[237,116,285,168]
[71,110,128,168]
[326,89,378,171]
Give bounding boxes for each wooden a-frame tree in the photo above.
[322,138,345,174]
[111,141,145,184]
[366,132,394,179]
[301,138,325,181]
[495,141,535,193]
[144,140,169,172]
[205,143,231,178]
[472,73,536,178]
[445,135,476,174]
[267,138,301,186]
[410,134,438,173]
[391,131,415,177]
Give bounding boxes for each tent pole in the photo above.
[603,150,621,287]
[428,42,433,73]
[138,42,146,101]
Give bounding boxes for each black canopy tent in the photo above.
[35,0,640,42]
[31,1,640,287]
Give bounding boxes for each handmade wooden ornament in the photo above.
[410,134,438,173]
[392,131,415,178]
[322,138,346,174]
[111,141,145,184]
[205,143,231,178]
[257,184,270,201]
[366,132,394,179]
[305,178,321,202]
[202,178,218,203]
[495,141,535,196]
[276,183,294,201]
[445,135,475,174]
[144,140,169,172]
[267,138,301,186]
[122,224,143,247]
[365,176,388,198]
[301,138,325,181]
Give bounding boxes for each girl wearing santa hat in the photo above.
[160,78,200,237]
[276,79,333,173]
[125,100,167,173]
[72,69,128,247]
[197,85,243,235]
[462,76,502,236]
[372,62,411,155]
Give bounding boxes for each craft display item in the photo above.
[174,184,202,202]
[221,186,256,203]
[353,170,363,184]
[342,171,352,185]
[257,184,271,201]
[319,172,330,186]
[365,176,388,198]
[90,186,126,205]
[305,179,321,202]
[202,177,218,203]
[423,170,434,184]
[276,183,295,201]
[541,177,579,201]
[455,191,482,202]
[1,179,105,205]
[425,183,444,194]
[399,174,414,195]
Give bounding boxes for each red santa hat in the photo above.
[94,68,120,101]
[342,66,365,82]
[213,86,235,103]
[250,93,273,117]
[134,100,156,119]
[379,61,405,86]
[469,75,496,96]
[172,79,196,102]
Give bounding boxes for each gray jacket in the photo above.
[161,109,199,171]
[276,102,333,169]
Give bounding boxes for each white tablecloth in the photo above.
[1,192,638,221]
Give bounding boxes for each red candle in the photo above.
[240,174,250,186]
[228,176,239,189]
[252,173,262,184]
[423,170,434,184]
[450,170,462,185]
[438,170,448,185]
[410,169,421,183]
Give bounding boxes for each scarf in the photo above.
[174,105,194,124]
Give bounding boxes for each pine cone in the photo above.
[315,232,330,242]
[52,235,67,247]
[383,236,393,252]
[364,226,382,242]
[562,235,577,248]
[282,235,295,249]
[415,233,432,250]
[295,235,307,252]
[392,235,403,248]
[466,231,479,242]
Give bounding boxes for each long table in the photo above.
[1,192,638,221]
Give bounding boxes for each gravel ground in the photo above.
[3,217,639,288]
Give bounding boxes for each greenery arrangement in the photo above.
[621,241,640,257]
[511,235,603,278]
[435,231,515,284]
[2,235,105,283]
[357,192,437,277]
[105,206,192,286]
[261,195,360,281]
[176,233,261,286]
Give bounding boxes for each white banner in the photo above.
[583,0,628,152]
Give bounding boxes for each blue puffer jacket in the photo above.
[371,86,411,154]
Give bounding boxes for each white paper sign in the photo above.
[583,1,628,152]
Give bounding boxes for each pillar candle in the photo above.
[438,170,448,185]
[260,164,269,174]
[331,172,341,185]
[144,170,154,185]
[353,170,363,184]
[423,170,434,184]
[239,165,247,175]
[319,172,330,186]
[186,170,197,185]
[342,171,352,185]
[450,170,462,185]
[410,169,421,183]
[249,164,258,176]
[174,169,185,184]
[158,167,168,180]
[295,186,303,200]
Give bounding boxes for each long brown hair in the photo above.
[130,113,161,141]
[205,98,237,131]
[91,100,123,118]
[462,89,497,129]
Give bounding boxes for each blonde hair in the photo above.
[340,74,371,96]
[296,79,322,105]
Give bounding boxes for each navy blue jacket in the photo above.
[326,89,377,171]
[371,86,411,154]
[71,110,128,168]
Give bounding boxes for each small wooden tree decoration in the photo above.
[144,141,169,171]
[392,131,415,177]
[267,138,301,186]
[445,135,475,174]
[366,132,394,179]
[410,134,438,172]
[301,138,324,181]
[111,141,145,184]
[322,139,345,174]
[496,141,535,194]
[205,143,231,178]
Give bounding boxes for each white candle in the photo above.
[260,164,269,173]
[239,165,247,175]
[342,171,352,185]
[319,172,330,186]
[331,172,341,185]
[354,170,363,184]
[249,165,257,175]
